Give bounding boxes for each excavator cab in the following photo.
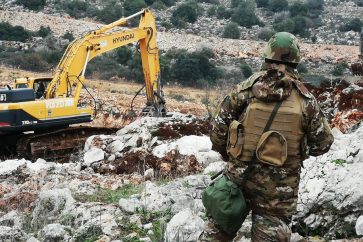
[15,77,52,99]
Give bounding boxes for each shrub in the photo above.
[273,18,295,33]
[222,22,240,39]
[289,2,308,17]
[62,31,75,42]
[231,0,262,28]
[355,0,363,7]
[331,62,349,76]
[16,0,46,10]
[64,0,91,19]
[240,63,252,78]
[258,28,275,41]
[297,63,308,73]
[171,48,219,87]
[37,26,52,38]
[207,6,217,16]
[256,0,269,8]
[339,18,363,32]
[97,2,124,23]
[87,54,123,80]
[0,22,31,42]
[124,0,148,17]
[171,2,199,28]
[231,0,240,8]
[268,0,288,12]
[8,52,50,72]
[198,0,219,4]
[216,5,232,19]
[306,0,324,10]
[116,46,133,65]
[273,15,311,37]
[145,0,176,7]
[311,35,317,43]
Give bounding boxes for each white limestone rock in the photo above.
[32,188,75,229]
[164,208,204,242]
[38,223,72,242]
[356,215,363,236]
[0,226,27,242]
[295,125,363,238]
[83,147,104,166]
[203,161,227,175]
[152,135,222,166]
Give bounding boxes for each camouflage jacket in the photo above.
[210,68,334,216]
[210,68,333,160]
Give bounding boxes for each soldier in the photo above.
[210,32,334,241]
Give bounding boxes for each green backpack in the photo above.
[202,174,248,235]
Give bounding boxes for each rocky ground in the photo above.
[0,114,362,242]
[0,78,362,241]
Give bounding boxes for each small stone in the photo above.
[144,168,154,180]
[95,235,111,242]
[106,140,125,154]
[119,198,141,214]
[143,223,153,230]
[139,237,152,242]
[108,154,116,162]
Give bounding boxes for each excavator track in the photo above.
[16,126,118,162]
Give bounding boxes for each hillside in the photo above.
[0,0,363,241]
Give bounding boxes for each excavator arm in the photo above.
[46,9,165,116]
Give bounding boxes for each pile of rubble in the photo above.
[306,79,363,132]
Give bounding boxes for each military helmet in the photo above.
[262,32,301,64]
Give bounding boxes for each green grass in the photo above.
[116,209,172,242]
[331,159,346,166]
[74,184,143,203]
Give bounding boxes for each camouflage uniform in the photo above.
[210,33,334,241]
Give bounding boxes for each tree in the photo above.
[16,0,46,10]
[222,22,240,39]
[289,2,308,17]
[97,2,124,23]
[116,46,133,65]
[256,0,269,8]
[240,63,252,78]
[171,2,199,28]
[37,26,52,38]
[0,22,31,42]
[258,28,275,41]
[268,0,288,12]
[231,0,262,28]
[62,31,75,42]
[339,18,363,32]
[331,62,348,76]
[306,0,324,10]
[124,0,147,17]
[171,49,219,87]
[216,6,232,19]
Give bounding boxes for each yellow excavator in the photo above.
[0,9,166,160]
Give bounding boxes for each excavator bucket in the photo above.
[351,27,363,76]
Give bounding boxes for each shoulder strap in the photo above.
[241,100,282,185]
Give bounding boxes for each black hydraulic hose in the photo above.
[131,84,145,113]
